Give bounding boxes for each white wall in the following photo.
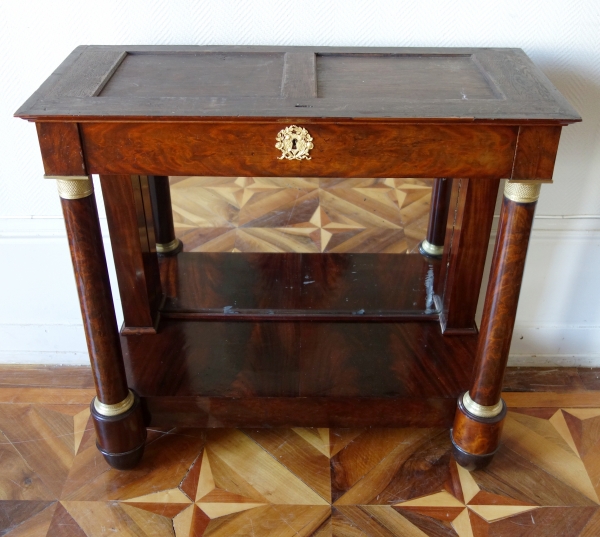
[1,0,599,365]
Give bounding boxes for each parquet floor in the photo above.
[1,367,600,536]
[170,177,433,253]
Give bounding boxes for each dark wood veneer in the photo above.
[17,45,580,469]
[60,194,128,405]
[147,175,179,248]
[100,175,162,332]
[439,178,500,333]
[80,122,518,179]
[424,178,452,250]
[159,252,441,321]
[16,46,580,122]
[144,397,458,429]
[512,126,563,180]
[36,122,86,176]
[122,321,476,399]
[470,199,538,406]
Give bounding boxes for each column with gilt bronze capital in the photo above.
[451,181,541,470]
[50,174,147,469]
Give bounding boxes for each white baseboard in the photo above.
[0,351,89,365]
[508,323,600,367]
[0,323,89,364]
[507,355,600,367]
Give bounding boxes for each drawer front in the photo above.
[81,121,518,179]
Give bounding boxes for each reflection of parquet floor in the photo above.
[170,177,432,253]
[3,368,600,536]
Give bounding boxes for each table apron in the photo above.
[79,122,519,179]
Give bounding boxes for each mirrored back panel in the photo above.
[159,176,449,319]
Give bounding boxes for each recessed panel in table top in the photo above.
[317,54,500,100]
[100,52,286,98]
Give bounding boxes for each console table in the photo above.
[16,46,580,470]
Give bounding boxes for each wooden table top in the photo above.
[15,46,580,124]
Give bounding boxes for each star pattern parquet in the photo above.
[170,177,433,253]
[2,379,600,536]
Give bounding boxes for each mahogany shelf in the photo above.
[158,252,441,322]
[125,252,463,428]
[121,319,476,428]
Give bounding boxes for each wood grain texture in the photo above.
[91,392,146,467]
[118,319,477,428]
[159,252,441,321]
[100,175,162,332]
[101,51,285,98]
[44,49,126,99]
[60,194,128,405]
[452,399,507,456]
[169,176,432,255]
[4,365,597,402]
[15,46,581,122]
[511,125,563,180]
[439,178,500,333]
[144,397,458,429]
[503,367,587,393]
[2,387,600,536]
[470,198,537,406]
[35,122,86,176]
[281,52,317,98]
[81,122,518,179]
[0,366,95,389]
[147,175,178,246]
[17,45,581,478]
[424,178,452,248]
[121,320,475,400]
[317,54,499,100]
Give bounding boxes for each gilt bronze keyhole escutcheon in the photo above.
[275,125,314,160]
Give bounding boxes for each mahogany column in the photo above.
[148,175,183,256]
[420,178,452,258]
[53,175,147,469]
[451,181,541,470]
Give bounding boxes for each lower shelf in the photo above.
[121,320,477,428]
[158,252,442,321]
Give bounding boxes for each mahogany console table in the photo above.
[16,46,580,470]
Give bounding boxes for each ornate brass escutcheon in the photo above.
[275,125,314,160]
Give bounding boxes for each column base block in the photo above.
[451,433,498,471]
[157,238,183,257]
[91,390,147,470]
[419,239,443,259]
[451,394,507,470]
[96,441,146,470]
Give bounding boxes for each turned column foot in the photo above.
[156,238,183,256]
[419,177,452,259]
[91,390,147,470]
[451,391,507,470]
[148,175,183,257]
[51,174,149,470]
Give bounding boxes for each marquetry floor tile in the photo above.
[170,176,434,253]
[6,395,600,535]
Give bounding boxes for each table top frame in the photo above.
[16,45,581,124]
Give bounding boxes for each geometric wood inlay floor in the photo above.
[170,177,433,253]
[2,367,600,536]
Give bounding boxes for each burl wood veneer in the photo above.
[15,46,580,469]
